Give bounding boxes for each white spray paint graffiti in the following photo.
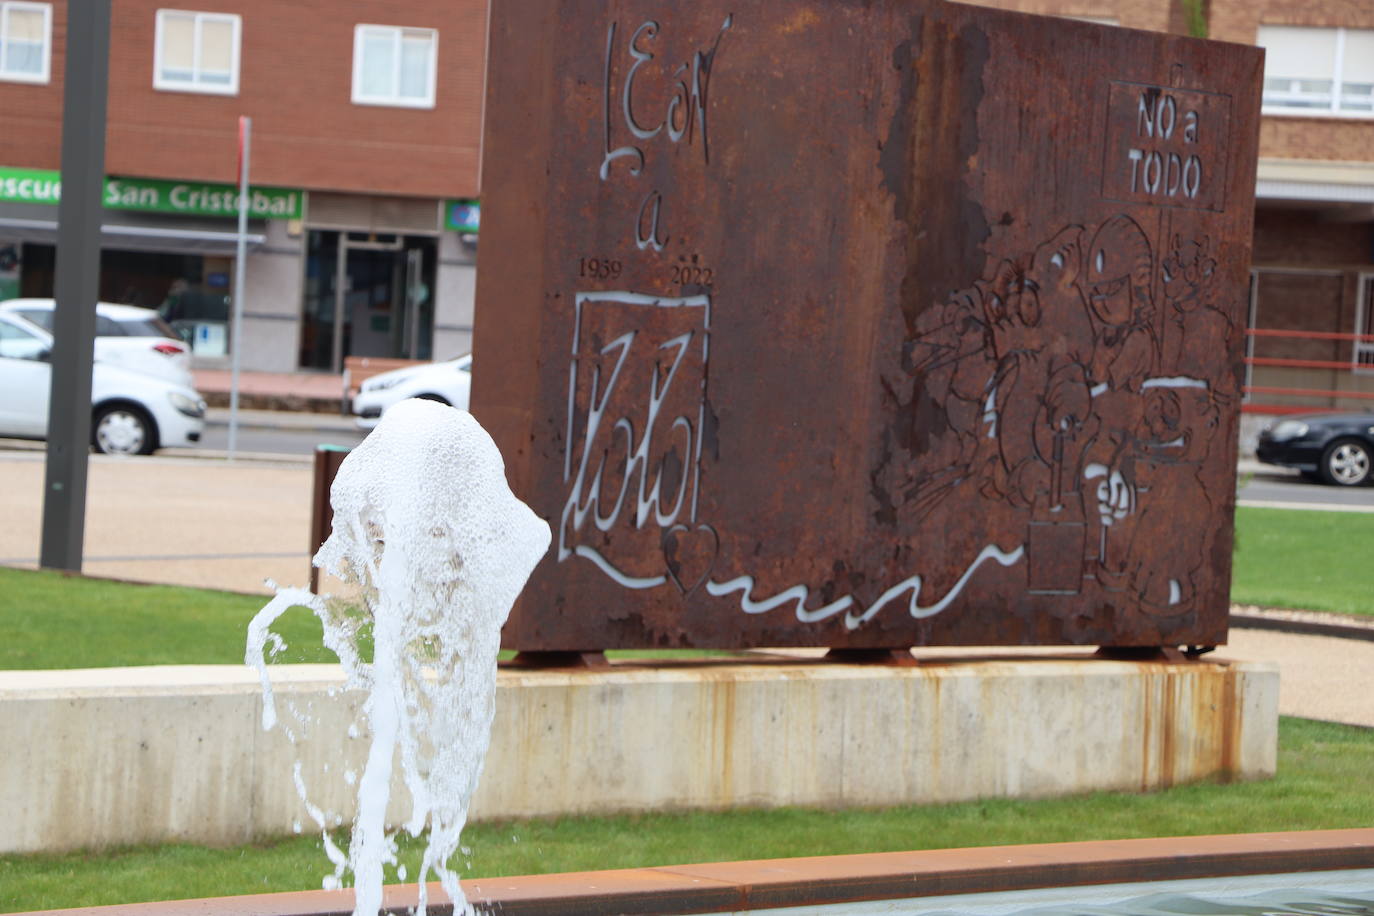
[705,544,1027,630]
[559,291,710,589]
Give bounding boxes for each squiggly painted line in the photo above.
[845,544,1025,628]
[574,545,667,589]
[705,578,854,623]
[704,543,1026,629]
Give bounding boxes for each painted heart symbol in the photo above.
[662,524,720,597]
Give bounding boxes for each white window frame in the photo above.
[0,1,51,84]
[153,9,241,96]
[1259,25,1374,119]
[1355,273,1374,373]
[351,24,437,109]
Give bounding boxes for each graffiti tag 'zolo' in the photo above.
[558,292,718,595]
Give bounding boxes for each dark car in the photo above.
[1256,412,1374,486]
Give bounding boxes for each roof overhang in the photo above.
[1255,159,1374,219]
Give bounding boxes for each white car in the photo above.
[0,311,206,455]
[352,354,472,429]
[0,298,194,388]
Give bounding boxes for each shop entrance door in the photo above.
[299,230,436,371]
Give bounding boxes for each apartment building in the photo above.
[1215,0,1374,409]
[0,0,485,373]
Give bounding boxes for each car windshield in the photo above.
[10,308,52,331]
[8,308,180,340]
[100,314,182,339]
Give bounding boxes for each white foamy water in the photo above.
[246,399,551,915]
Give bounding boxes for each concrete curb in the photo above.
[1231,607,1374,643]
[13,829,1374,916]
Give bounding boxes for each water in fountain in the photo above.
[246,399,551,915]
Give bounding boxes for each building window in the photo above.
[352,25,437,108]
[0,2,50,84]
[154,9,241,95]
[1258,25,1374,116]
[1356,274,1374,372]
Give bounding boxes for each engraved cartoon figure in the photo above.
[1077,217,1158,592]
[1081,216,1160,394]
[980,227,1097,512]
[1118,234,1231,612]
[898,214,1226,620]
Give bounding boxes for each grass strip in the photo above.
[0,567,333,669]
[2,717,1372,912]
[1230,506,1374,617]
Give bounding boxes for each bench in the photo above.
[341,356,426,412]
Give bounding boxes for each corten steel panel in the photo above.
[473,1,1264,651]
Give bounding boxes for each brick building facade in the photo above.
[0,0,487,373]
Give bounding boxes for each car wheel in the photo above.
[92,404,156,456]
[1319,438,1372,487]
[416,393,451,406]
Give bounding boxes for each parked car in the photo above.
[1256,411,1374,486]
[0,298,193,387]
[351,355,472,429]
[0,311,206,455]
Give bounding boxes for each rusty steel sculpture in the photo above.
[473,0,1264,652]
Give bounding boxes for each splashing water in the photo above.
[245,399,551,915]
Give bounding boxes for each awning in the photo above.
[1255,158,1374,205]
[0,215,267,255]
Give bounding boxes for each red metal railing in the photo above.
[1242,328,1374,414]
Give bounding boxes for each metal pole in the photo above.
[332,234,347,374]
[40,0,111,572]
[228,116,251,458]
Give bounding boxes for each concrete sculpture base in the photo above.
[0,654,1277,854]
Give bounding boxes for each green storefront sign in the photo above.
[0,166,302,220]
[445,199,480,233]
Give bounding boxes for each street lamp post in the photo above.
[40,0,112,572]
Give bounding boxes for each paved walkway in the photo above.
[3,448,1372,728]
[0,450,318,595]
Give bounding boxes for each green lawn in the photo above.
[2,717,1371,912]
[0,505,1368,671]
[1230,506,1374,617]
[0,568,333,669]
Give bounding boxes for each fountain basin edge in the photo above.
[12,829,1374,915]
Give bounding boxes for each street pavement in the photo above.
[1,418,1372,728]
[0,449,319,595]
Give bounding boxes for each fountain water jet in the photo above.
[246,399,551,916]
